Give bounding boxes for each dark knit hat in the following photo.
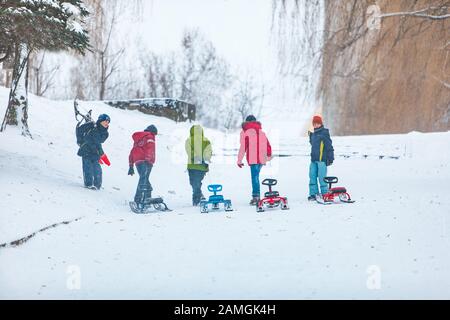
[98,114,111,123]
[145,125,158,135]
[245,115,257,122]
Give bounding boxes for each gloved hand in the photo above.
[99,154,111,166]
[326,159,333,167]
[128,166,135,176]
[237,162,244,168]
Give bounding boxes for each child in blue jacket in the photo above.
[308,115,334,200]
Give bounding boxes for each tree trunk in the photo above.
[1,43,32,137]
[99,51,105,100]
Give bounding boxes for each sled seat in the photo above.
[330,187,347,194]
[209,195,225,203]
[143,197,164,205]
[264,191,280,198]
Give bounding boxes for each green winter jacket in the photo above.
[185,125,212,172]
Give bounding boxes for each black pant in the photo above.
[135,162,153,205]
[188,169,206,205]
[82,157,102,189]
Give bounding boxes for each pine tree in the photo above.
[0,0,89,137]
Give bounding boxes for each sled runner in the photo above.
[257,179,289,213]
[316,177,355,205]
[74,99,94,147]
[129,198,172,214]
[199,185,233,213]
[74,99,92,124]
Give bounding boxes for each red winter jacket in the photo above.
[237,121,272,165]
[129,132,156,166]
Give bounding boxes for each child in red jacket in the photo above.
[128,125,158,209]
[237,115,273,205]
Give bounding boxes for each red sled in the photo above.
[316,177,355,204]
[257,179,289,213]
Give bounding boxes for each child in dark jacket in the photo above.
[128,125,158,209]
[308,115,334,200]
[77,114,110,190]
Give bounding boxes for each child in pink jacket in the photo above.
[237,115,273,205]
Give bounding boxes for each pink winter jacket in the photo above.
[237,121,272,165]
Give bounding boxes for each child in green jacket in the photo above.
[186,125,212,206]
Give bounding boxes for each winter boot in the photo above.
[136,202,145,212]
[249,197,260,206]
[193,196,201,207]
[308,195,316,201]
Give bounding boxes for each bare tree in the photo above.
[272,0,449,91]
[71,0,131,100]
[137,28,265,129]
[95,4,125,100]
[28,51,61,97]
[271,0,325,105]
[272,0,450,135]
[221,74,265,130]
[234,75,265,123]
[139,51,176,98]
[178,29,232,127]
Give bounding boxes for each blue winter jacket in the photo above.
[309,126,334,164]
[77,121,109,160]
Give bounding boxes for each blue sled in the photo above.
[200,185,233,213]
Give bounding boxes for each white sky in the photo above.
[124,0,276,76]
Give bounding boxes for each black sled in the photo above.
[129,198,172,214]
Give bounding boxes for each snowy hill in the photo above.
[1,86,450,299]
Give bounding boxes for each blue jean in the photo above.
[250,164,263,197]
[135,162,153,205]
[188,169,206,205]
[309,161,328,196]
[82,157,102,189]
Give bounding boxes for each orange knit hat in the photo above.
[312,115,323,125]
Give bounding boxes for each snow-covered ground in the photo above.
[1,87,449,299]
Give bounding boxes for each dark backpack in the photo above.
[76,121,95,147]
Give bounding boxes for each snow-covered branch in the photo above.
[379,6,450,21]
[433,76,450,89]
